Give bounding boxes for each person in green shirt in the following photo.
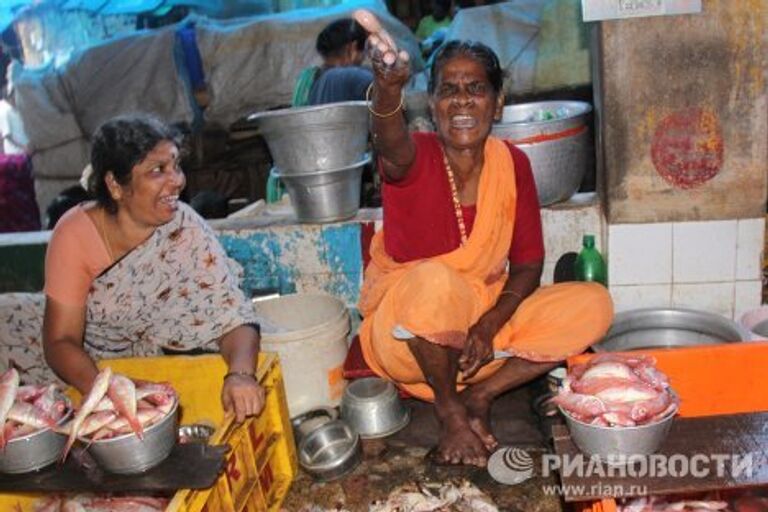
[415,0,452,41]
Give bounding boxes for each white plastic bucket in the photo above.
[254,294,350,417]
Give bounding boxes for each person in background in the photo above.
[353,10,613,467]
[415,0,453,41]
[37,114,263,422]
[45,185,92,230]
[292,18,373,107]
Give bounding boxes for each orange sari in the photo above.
[358,137,613,400]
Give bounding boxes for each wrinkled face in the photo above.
[111,140,185,227]
[429,55,503,151]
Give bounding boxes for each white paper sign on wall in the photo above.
[581,0,702,21]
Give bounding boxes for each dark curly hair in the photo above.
[88,114,181,214]
[428,40,504,95]
[316,18,367,59]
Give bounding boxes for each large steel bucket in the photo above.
[492,101,592,206]
[248,101,369,173]
[274,155,369,223]
[592,307,750,352]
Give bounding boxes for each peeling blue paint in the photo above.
[217,223,363,306]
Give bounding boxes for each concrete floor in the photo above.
[281,376,568,511]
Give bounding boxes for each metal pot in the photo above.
[298,419,361,482]
[0,401,72,474]
[340,377,410,439]
[291,407,339,444]
[275,155,369,223]
[87,399,178,474]
[560,394,677,461]
[492,101,592,206]
[593,307,750,352]
[247,101,369,173]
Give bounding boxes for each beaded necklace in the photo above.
[441,146,469,246]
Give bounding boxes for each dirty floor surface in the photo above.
[281,377,567,511]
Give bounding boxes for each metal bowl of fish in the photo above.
[560,392,678,462]
[298,419,361,482]
[86,398,179,474]
[340,377,410,439]
[0,398,73,474]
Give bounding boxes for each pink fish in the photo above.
[7,421,37,440]
[92,396,115,413]
[628,391,673,423]
[0,368,20,449]
[135,382,175,405]
[107,374,143,439]
[594,382,660,405]
[15,384,47,403]
[58,410,117,438]
[600,411,636,427]
[61,367,112,462]
[550,392,607,417]
[572,376,644,395]
[8,402,57,429]
[581,361,638,382]
[104,409,160,436]
[633,364,670,391]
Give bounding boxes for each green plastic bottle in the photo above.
[574,234,607,286]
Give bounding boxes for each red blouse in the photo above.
[381,132,544,265]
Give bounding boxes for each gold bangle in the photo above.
[366,83,405,118]
[499,289,524,300]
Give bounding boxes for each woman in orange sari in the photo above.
[354,11,614,467]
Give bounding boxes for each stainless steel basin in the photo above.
[492,101,592,206]
[593,307,750,352]
[247,101,369,173]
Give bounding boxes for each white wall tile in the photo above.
[736,218,765,281]
[609,284,671,313]
[671,282,734,318]
[673,220,737,283]
[608,223,672,285]
[733,280,763,322]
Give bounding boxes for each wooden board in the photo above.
[553,412,768,502]
[0,443,227,493]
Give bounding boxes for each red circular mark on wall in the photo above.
[650,107,724,189]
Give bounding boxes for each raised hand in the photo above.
[353,9,410,85]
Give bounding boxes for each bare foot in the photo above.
[433,402,489,467]
[461,387,498,452]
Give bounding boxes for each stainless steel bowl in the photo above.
[340,377,410,439]
[248,101,369,173]
[593,307,750,352]
[291,407,339,444]
[751,319,768,338]
[0,402,72,474]
[87,399,178,474]
[298,419,361,482]
[275,155,369,223]
[561,396,677,461]
[178,423,215,444]
[492,101,592,206]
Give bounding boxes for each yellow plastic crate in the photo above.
[0,352,297,512]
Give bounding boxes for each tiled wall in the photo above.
[607,218,765,320]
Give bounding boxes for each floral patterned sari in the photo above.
[0,203,257,385]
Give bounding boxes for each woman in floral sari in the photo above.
[354,11,614,467]
[22,115,262,422]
